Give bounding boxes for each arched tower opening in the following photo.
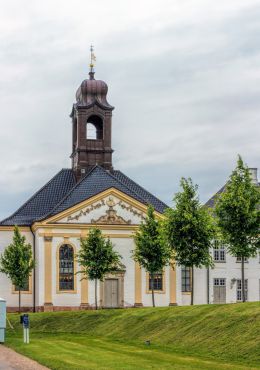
[86,115,103,140]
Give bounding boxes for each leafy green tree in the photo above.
[164,178,215,305]
[0,226,35,313]
[77,228,121,310]
[215,156,260,302]
[133,205,173,307]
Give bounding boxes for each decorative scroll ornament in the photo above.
[117,200,146,221]
[91,197,132,225]
[66,195,146,223]
[67,199,105,222]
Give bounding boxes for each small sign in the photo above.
[22,314,30,329]
[20,314,30,344]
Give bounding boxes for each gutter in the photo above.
[29,225,36,313]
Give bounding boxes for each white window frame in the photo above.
[236,256,248,263]
[236,279,248,302]
[181,266,191,292]
[213,246,226,262]
[214,278,226,286]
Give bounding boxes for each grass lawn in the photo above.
[6,334,257,370]
[5,302,260,369]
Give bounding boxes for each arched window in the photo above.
[86,115,103,140]
[59,244,74,291]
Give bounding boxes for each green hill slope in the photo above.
[7,302,260,368]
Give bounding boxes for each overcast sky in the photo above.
[0,0,259,219]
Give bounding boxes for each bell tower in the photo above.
[70,47,114,181]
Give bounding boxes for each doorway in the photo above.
[213,278,226,304]
[104,279,119,308]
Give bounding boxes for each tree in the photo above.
[133,205,173,307]
[215,156,260,302]
[164,178,215,305]
[77,228,121,310]
[0,226,35,313]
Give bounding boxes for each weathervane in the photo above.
[89,45,96,75]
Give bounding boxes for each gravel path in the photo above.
[0,345,49,370]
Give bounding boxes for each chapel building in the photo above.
[0,65,177,311]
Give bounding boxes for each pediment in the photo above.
[44,188,150,225]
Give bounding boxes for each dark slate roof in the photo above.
[111,170,166,214]
[46,166,168,218]
[205,182,260,208]
[205,185,226,208]
[0,169,76,226]
[0,166,168,226]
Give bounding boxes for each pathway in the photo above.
[0,345,49,370]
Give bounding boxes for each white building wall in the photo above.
[36,229,138,308]
[112,238,135,306]
[51,236,81,307]
[88,279,99,307]
[175,265,183,305]
[193,267,208,305]
[1,228,260,308]
[36,227,174,308]
[0,230,33,307]
[141,266,171,307]
[195,252,260,305]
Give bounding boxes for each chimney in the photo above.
[249,168,258,184]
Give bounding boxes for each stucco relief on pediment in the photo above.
[56,195,146,225]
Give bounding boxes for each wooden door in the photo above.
[104,279,119,308]
[213,278,226,304]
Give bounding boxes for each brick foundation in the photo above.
[7,307,34,313]
[7,304,137,313]
[134,303,143,307]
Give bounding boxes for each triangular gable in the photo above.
[45,165,167,220]
[40,188,164,226]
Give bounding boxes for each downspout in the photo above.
[207,267,210,304]
[30,225,36,313]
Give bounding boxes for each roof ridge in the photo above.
[0,169,71,225]
[37,166,97,221]
[32,165,167,223]
[39,165,147,221]
[102,168,147,204]
[113,170,168,209]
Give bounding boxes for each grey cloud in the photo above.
[0,0,259,219]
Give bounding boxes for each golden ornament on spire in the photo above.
[89,45,96,72]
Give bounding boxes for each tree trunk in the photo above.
[95,279,98,310]
[18,289,21,313]
[241,256,245,302]
[151,272,155,307]
[191,265,194,305]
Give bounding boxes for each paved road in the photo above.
[0,345,49,370]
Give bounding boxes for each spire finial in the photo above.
[89,45,96,79]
